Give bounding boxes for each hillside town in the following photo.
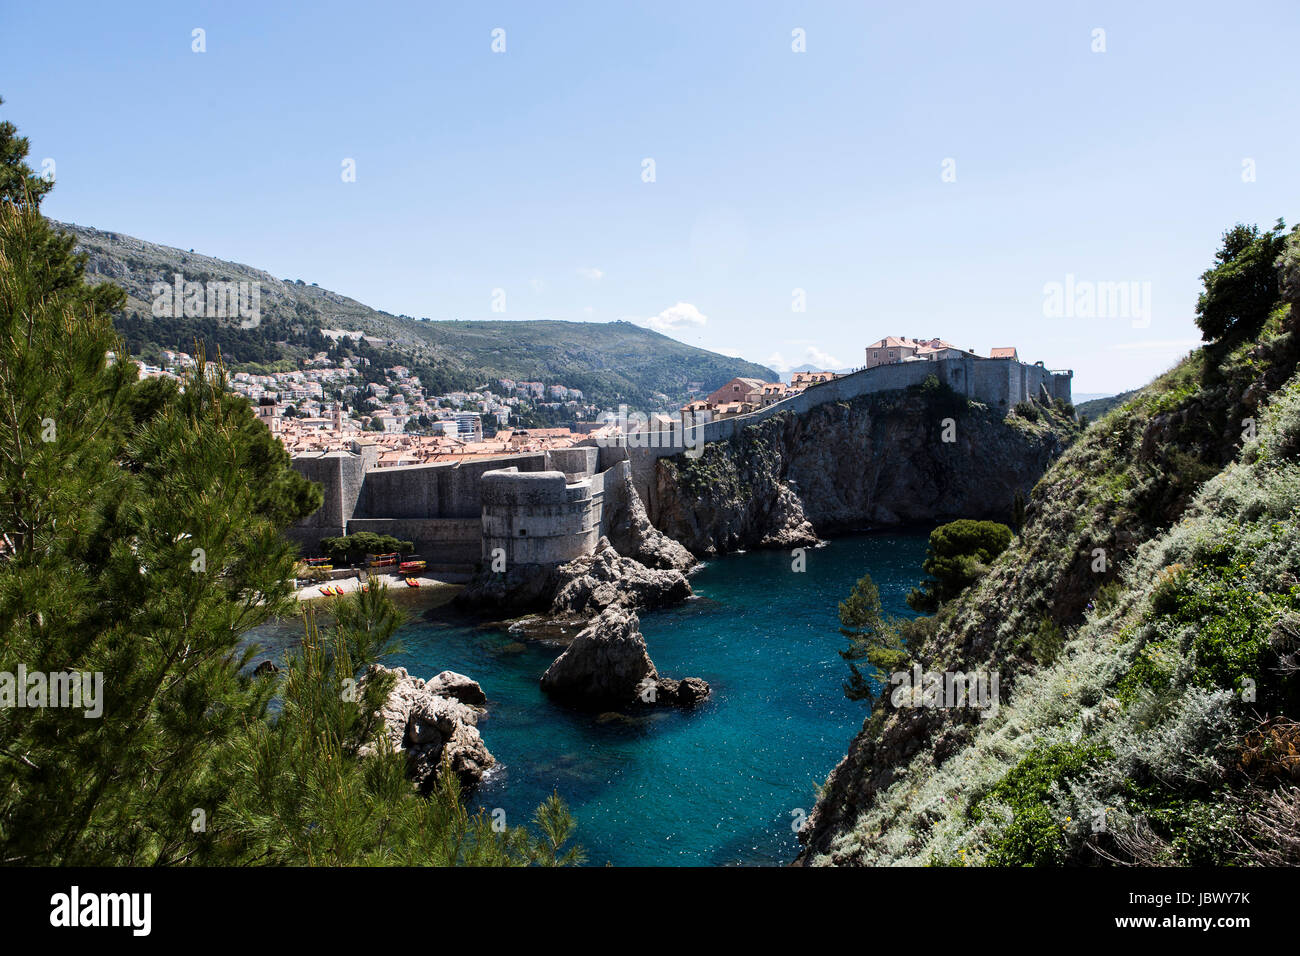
[110,335,1046,466]
[114,347,606,465]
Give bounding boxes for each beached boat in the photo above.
[405,578,420,588]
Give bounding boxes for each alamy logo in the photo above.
[50,886,151,936]
[1042,274,1151,328]
[151,272,261,328]
[0,665,103,717]
[890,665,1000,719]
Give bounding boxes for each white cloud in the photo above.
[804,346,844,368]
[766,345,844,373]
[576,266,604,281]
[639,302,709,335]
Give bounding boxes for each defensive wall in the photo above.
[583,355,1073,501]
[285,444,628,569]
[286,356,1071,566]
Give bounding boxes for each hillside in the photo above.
[54,220,778,410]
[796,286,1300,865]
[1076,388,1140,421]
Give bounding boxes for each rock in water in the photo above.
[455,534,693,620]
[360,665,494,791]
[550,537,691,618]
[453,562,555,612]
[674,676,711,705]
[426,670,488,706]
[540,606,710,708]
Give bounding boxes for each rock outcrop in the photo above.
[650,388,1078,556]
[453,562,555,613]
[550,538,691,618]
[455,536,693,623]
[360,665,494,792]
[425,670,488,706]
[603,467,696,571]
[539,606,709,708]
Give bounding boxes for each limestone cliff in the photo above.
[649,384,1079,556]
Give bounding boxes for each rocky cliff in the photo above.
[649,383,1079,556]
[795,302,1300,867]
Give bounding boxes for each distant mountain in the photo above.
[55,220,779,410]
[780,363,856,382]
[1076,389,1140,420]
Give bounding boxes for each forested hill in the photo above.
[1076,388,1140,421]
[54,219,778,409]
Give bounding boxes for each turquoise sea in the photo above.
[251,531,929,866]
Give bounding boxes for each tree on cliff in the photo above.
[0,103,578,865]
[838,575,911,701]
[1195,220,1290,347]
[907,520,1013,614]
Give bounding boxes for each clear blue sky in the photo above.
[4,0,1297,394]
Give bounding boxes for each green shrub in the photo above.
[1029,615,1066,666]
[1195,220,1289,346]
[912,374,968,419]
[1116,637,1178,704]
[972,742,1111,866]
[1013,400,1039,422]
[320,532,415,565]
[908,520,1014,613]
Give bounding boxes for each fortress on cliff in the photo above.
[286,352,1073,572]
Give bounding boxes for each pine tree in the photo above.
[838,575,909,702]
[220,589,583,865]
[0,101,580,866]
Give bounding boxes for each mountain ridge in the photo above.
[53,219,779,410]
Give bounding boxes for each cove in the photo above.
[386,530,930,866]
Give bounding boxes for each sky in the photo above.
[3,0,1297,395]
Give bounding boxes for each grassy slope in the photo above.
[56,220,778,409]
[805,304,1300,866]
